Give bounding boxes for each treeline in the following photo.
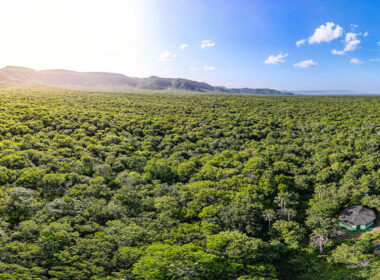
[0,88,379,279]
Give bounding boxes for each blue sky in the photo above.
[149,0,380,92]
[1,0,380,92]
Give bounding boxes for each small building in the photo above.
[375,245,380,256]
[338,205,376,232]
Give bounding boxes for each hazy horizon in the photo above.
[2,65,380,95]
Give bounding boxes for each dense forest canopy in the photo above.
[0,87,379,280]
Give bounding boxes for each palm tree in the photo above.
[283,208,296,221]
[275,193,289,211]
[262,210,276,231]
[310,230,329,254]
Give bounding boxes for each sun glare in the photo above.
[0,0,153,75]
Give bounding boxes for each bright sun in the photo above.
[0,0,154,75]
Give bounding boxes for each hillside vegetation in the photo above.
[0,88,378,280]
[0,66,292,95]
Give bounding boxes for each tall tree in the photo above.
[310,229,329,254]
[262,210,276,231]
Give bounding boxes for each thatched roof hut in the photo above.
[338,206,376,231]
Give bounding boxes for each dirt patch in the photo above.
[358,218,380,240]
[330,230,360,242]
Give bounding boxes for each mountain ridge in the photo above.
[0,66,293,95]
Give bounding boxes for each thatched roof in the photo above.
[338,206,376,226]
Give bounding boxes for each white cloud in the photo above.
[377,42,380,46]
[331,32,361,55]
[201,40,215,49]
[350,24,358,29]
[264,53,288,64]
[331,49,345,55]
[308,22,343,44]
[345,33,360,50]
[293,59,317,68]
[369,58,380,62]
[180,43,188,50]
[364,31,369,37]
[190,66,197,72]
[203,65,216,71]
[156,50,176,62]
[350,58,363,64]
[296,39,306,47]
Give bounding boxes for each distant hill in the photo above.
[0,66,293,95]
[289,90,359,95]
[0,66,139,88]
